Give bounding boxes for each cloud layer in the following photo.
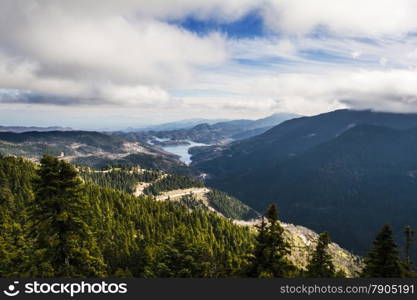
[1,0,417,128]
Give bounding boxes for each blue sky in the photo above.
[1,0,417,129]
[174,11,265,39]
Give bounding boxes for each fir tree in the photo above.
[248,204,294,277]
[29,154,107,277]
[0,155,255,278]
[306,232,336,277]
[362,224,402,277]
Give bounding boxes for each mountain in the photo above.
[0,155,362,277]
[78,163,361,276]
[0,155,254,277]
[0,125,73,132]
[0,130,192,175]
[79,166,259,221]
[125,118,229,132]
[121,113,300,145]
[193,109,417,175]
[194,109,417,256]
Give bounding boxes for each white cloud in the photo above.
[262,0,417,37]
[0,0,229,106]
[2,0,417,127]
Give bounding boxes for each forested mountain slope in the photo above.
[202,123,417,257]
[193,109,417,176]
[79,166,259,221]
[0,155,362,277]
[0,130,192,175]
[0,155,254,277]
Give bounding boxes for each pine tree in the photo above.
[248,204,294,277]
[306,232,336,277]
[29,154,107,277]
[362,224,402,277]
[401,226,417,277]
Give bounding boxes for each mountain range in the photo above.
[0,130,192,175]
[3,109,417,259]
[0,125,73,133]
[120,113,299,145]
[192,109,417,256]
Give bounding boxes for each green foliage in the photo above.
[248,204,296,277]
[0,154,397,278]
[73,153,192,176]
[29,155,107,277]
[362,224,402,278]
[306,232,336,277]
[0,155,254,278]
[143,174,203,196]
[79,167,160,194]
[175,194,208,211]
[0,156,35,277]
[206,189,259,220]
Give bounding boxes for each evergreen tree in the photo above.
[248,204,294,277]
[362,224,402,277]
[400,226,417,277]
[306,232,336,277]
[29,154,107,277]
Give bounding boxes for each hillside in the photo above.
[192,109,417,175]
[0,130,193,175]
[0,155,254,277]
[79,166,259,221]
[195,111,417,257]
[78,163,361,275]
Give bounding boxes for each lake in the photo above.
[148,137,209,165]
[161,140,208,165]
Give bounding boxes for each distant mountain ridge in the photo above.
[0,125,73,133]
[125,118,229,132]
[193,109,417,174]
[121,113,300,145]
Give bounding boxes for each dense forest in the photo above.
[79,167,161,194]
[142,174,204,196]
[0,155,254,277]
[0,154,415,277]
[73,153,193,176]
[79,166,258,221]
[206,189,259,220]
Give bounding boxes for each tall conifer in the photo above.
[306,232,336,277]
[362,224,402,277]
[30,154,106,277]
[248,204,294,277]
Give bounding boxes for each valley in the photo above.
[75,164,363,276]
[1,109,417,277]
[191,109,417,259]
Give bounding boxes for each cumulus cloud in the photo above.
[2,0,417,127]
[0,0,229,106]
[262,0,417,37]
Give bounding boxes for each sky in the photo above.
[1,0,417,129]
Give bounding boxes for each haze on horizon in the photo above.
[1,0,417,129]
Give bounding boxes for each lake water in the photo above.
[161,141,208,165]
[148,137,209,165]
